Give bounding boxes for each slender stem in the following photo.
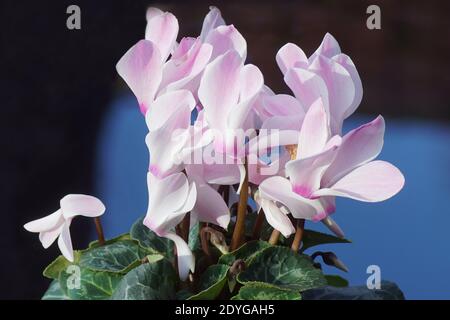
[200,226,213,265]
[230,159,249,250]
[251,209,265,240]
[291,219,305,252]
[94,217,105,245]
[268,229,281,245]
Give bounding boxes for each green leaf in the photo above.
[130,216,174,257]
[325,275,349,287]
[237,246,326,292]
[88,233,131,249]
[218,241,270,266]
[301,230,351,252]
[232,283,301,300]
[59,266,122,300]
[79,240,152,274]
[302,281,405,300]
[188,222,201,252]
[188,264,229,300]
[111,259,177,300]
[42,280,70,300]
[43,252,81,280]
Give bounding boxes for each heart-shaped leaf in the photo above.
[130,216,174,257]
[79,240,153,274]
[42,280,70,300]
[111,258,177,300]
[231,283,301,300]
[237,246,326,292]
[59,266,122,300]
[188,264,229,300]
[218,241,270,266]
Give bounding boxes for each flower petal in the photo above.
[205,25,247,61]
[163,232,195,281]
[145,11,179,62]
[39,224,64,249]
[116,40,163,114]
[286,145,339,198]
[314,160,405,202]
[309,55,355,135]
[57,221,74,262]
[228,64,264,130]
[200,6,225,41]
[297,98,330,159]
[144,172,196,234]
[145,90,196,131]
[191,183,230,229]
[276,43,308,75]
[199,50,242,131]
[259,176,327,220]
[24,209,64,233]
[260,198,295,237]
[310,33,341,60]
[322,116,385,187]
[160,39,213,94]
[332,54,363,119]
[284,68,329,115]
[261,94,305,117]
[60,195,106,219]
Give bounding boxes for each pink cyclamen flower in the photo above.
[258,98,404,237]
[276,33,363,135]
[143,172,197,281]
[24,195,106,262]
[116,7,246,115]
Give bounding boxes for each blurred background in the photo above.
[1,0,449,299]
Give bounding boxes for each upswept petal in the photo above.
[332,54,363,119]
[276,43,308,75]
[116,40,163,114]
[205,25,247,61]
[191,183,230,229]
[322,116,385,187]
[309,55,355,134]
[200,6,225,41]
[145,11,179,62]
[24,209,63,233]
[261,94,305,117]
[57,221,74,262]
[159,39,213,94]
[39,224,64,249]
[260,198,295,237]
[297,98,330,159]
[228,64,264,130]
[144,172,195,233]
[284,68,329,115]
[310,33,341,60]
[199,50,242,131]
[145,90,196,131]
[60,195,106,219]
[314,160,405,202]
[163,232,195,281]
[146,101,192,177]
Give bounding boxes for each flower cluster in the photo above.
[25,7,404,282]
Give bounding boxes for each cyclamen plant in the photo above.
[26,7,405,300]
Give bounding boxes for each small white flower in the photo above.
[24,194,105,262]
